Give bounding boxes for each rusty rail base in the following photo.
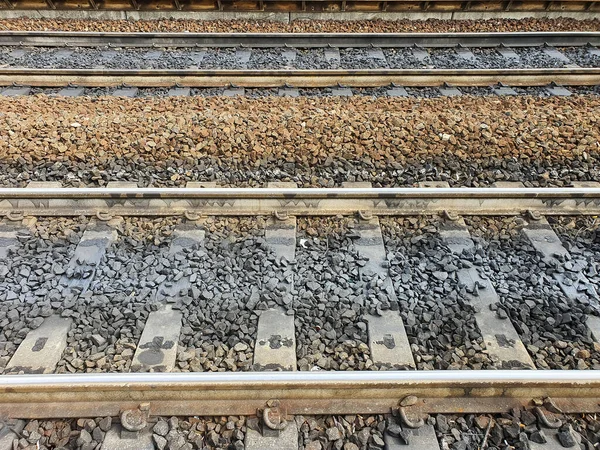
[0,68,599,87]
[1,371,600,419]
[1,187,600,217]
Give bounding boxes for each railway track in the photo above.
[0,31,599,89]
[1,22,600,450]
[0,182,599,449]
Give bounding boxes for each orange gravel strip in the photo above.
[0,95,598,165]
[0,18,599,33]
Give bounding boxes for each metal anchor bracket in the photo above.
[261,399,289,437]
[443,210,460,221]
[358,210,374,221]
[397,395,425,429]
[96,211,113,221]
[184,210,202,221]
[120,403,150,439]
[533,406,563,429]
[6,210,24,221]
[274,210,289,221]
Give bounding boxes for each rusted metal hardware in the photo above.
[1,31,598,49]
[533,406,563,428]
[120,403,150,438]
[261,400,289,437]
[527,210,542,221]
[399,407,425,429]
[0,67,599,88]
[398,395,425,429]
[443,210,460,221]
[358,210,374,221]
[184,210,202,221]
[95,211,113,221]
[274,211,289,221]
[0,0,597,12]
[1,187,600,217]
[5,211,24,221]
[2,371,600,419]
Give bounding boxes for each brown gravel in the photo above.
[0,95,598,174]
[0,17,598,33]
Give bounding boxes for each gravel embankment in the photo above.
[0,217,83,371]
[431,411,598,450]
[9,415,247,450]
[0,17,598,33]
[549,216,600,298]
[1,216,280,374]
[465,216,600,370]
[176,217,280,373]
[0,95,598,189]
[382,217,491,370]
[294,218,373,371]
[4,46,591,70]
[297,414,386,450]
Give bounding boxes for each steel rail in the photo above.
[1,370,600,419]
[1,31,599,48]
[1,187,600,216]
[0,67,599,87]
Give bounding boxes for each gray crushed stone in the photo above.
[294,218,373,371]
[382,217,491,370]
[465,216,600,369]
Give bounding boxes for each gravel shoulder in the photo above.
[0,95,598,189]
[0,217,83,370]
[0,17,598,33]
[549,216,600,299]
[382,217,491,370]
[294,218,373,371]
[465,216,600,370]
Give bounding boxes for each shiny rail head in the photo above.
[2,369,600,386]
